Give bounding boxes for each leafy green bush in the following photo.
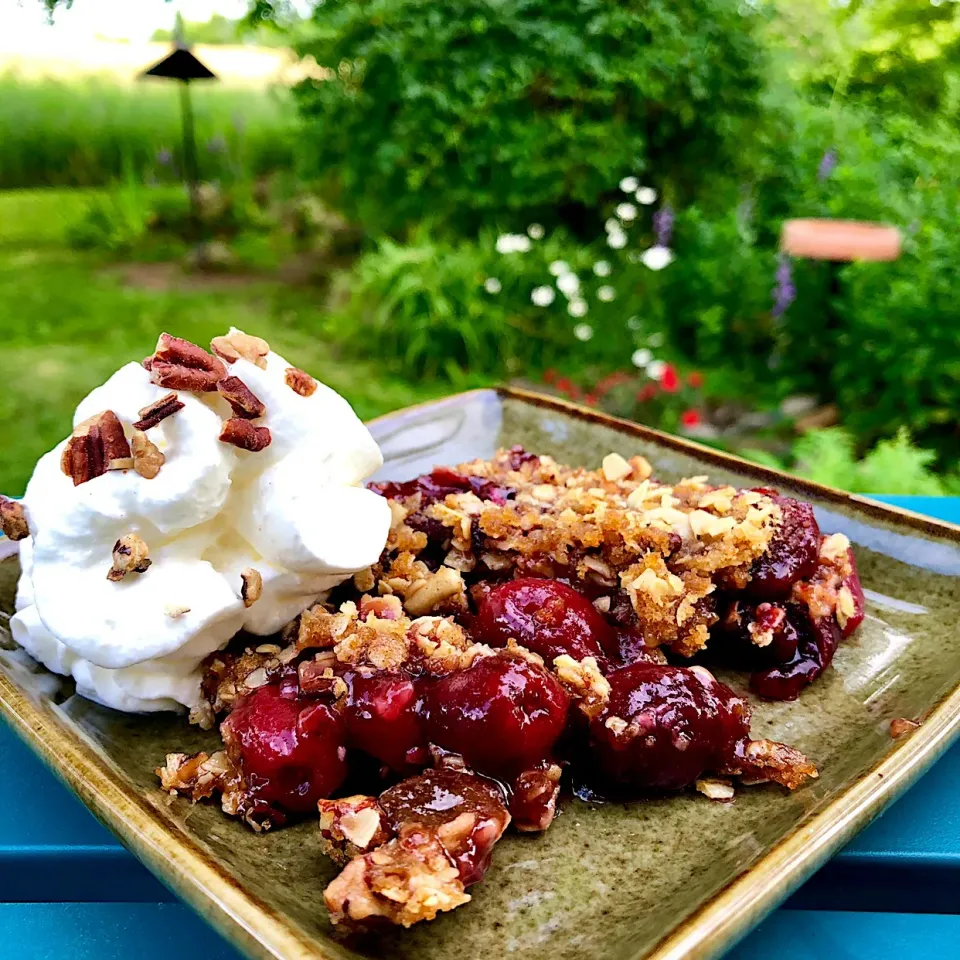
[294,0,768,236]
[768,428,960,496]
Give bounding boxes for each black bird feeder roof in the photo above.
[141,47,216,82]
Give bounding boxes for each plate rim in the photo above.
[2,385,960,960]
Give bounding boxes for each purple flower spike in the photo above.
[653,204,674,247]
[156,147,173,166]
[818,148,838,182]
[771,253,796,319]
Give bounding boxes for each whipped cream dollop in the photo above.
[10,331,391,713]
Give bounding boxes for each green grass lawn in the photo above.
[0,189,445,495]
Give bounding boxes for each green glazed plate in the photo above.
[3,387,960,960]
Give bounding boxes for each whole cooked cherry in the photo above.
[221,683,347,813]
[590,663,749,791]
[341,670,428,772]
[424,653,570,779]
[379,768,509,884]
[751,606,841,701]
[472,578,617,664]
[746,495,820,599]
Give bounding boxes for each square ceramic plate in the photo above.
[3,387,960,960]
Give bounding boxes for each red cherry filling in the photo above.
[424,653,570,779]
[472,578,617,664]
[590,663,750,791]
[750,610,840,701]
[746,495,820,599]
[221,683,347,814]
[341,670,428,772]
[718,600,801,668]
[378,768,510,885]
[839,547,866,637]
[369,467,514,507]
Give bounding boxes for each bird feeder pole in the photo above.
[140,14,217,239]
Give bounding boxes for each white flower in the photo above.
[616,202,638,222]
[483,277,502,294]
[549,260,570,276]
[604,218,621,233]
[619,176,639,193]
[640,245,675,271]
[556,272,581,297]
[636,187,658,205]
[573,322,594,341]
[626,315,643,331]
[593,260,611,277]
[568,300,588,318]
[597,285,616,302]
[527,223,545,240]
[531,285,556,307]
[631,348,653,367]
[496,233,531,254]
[607,230,627,250]
[646,359,667,379]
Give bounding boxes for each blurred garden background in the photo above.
[2,0,959,496]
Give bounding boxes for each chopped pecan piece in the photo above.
[108,533,151,581]
[143,333,226,392]
[0,496,29,541]
[285,366,317,397]
[61,410,131,485]
[298,660,349,699]
[131,431,165,479]
[219,418,271,452]
[240,568,263,607]
[210,331,270,369]
[133,392,185,431]
[318,796,392,865]
[325,829,469,928]
[890,717,921,738]
[729,738,819,791]
[218,376,266,419]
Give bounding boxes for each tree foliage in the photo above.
[292,0,769,236]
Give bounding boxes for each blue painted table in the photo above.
[3,496,958,959]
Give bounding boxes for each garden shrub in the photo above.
[294,0,769,237]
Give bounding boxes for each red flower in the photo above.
[680,409,702,428]
[595,371,630,395]
[584,392,599,406]
[636,384,658,403]
[687,371,704,388]
[555,376,573,394]
[543,368,558,385]
[660,364,680,393]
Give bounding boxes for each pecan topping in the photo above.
[890,717,921,738]
[240,568,263,607]
[131,431,165,479]
[133,392,185,431]
[108,533,151,581]
[143,333,226,392]
[0,496,29,541]
[217,377,266,419]
[285,367,317,397]
[219,418,271,452]
[60,410,131,485]
[210,331,269,369]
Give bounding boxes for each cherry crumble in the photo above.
[158,447,863,929]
